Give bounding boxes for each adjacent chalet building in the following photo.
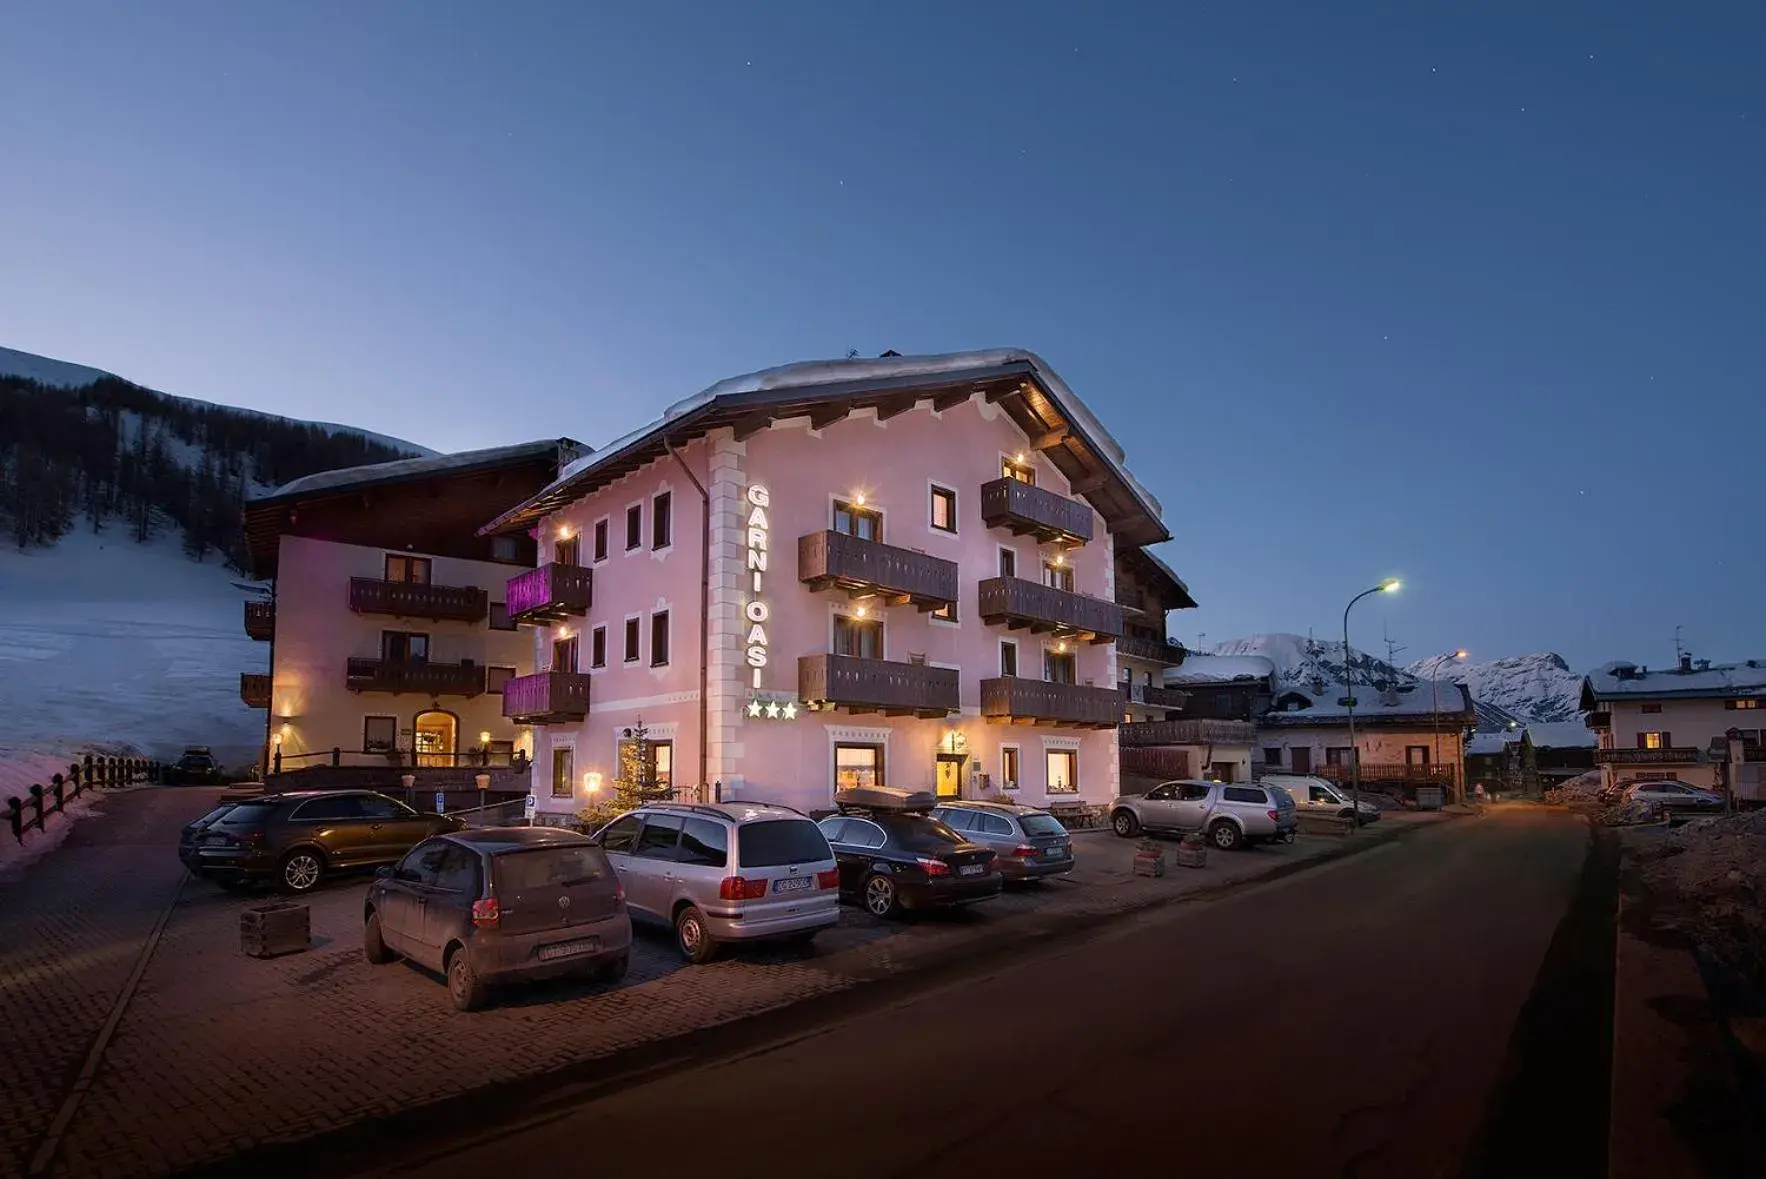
[241,441,582,791]
[1118,654,1271,786]
[479,349,1188,820]
[1253,674,1474,798]
[1114,546,1195,724]
[1465,722,1597,796]
[1583,654,1766,791]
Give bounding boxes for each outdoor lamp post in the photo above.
[1343,578,1401,824]
[1430,649,1468,800]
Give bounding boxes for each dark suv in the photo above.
[188,790,460,893]
[165,748,224,785]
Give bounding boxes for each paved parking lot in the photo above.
[4,789,1450,1178]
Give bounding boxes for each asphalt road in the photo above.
[363,808,1605,1179]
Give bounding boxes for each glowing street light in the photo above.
[1343,579,1402,822]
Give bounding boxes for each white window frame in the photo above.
[588,623,608,672]
[830,604,886,661]
[999,639,1020,678]
[927,479,959,538]
[999,742,1022,792]
[649,608,672,668]
[622,611,643,664]
[829,492,884,543]
[997,544,1020,580]
[651,487,675,555]
[623,501,644,554]
[591,515,611,564]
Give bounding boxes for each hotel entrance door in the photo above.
[935,753,965,799]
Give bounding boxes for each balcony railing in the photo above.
[505,563,594,625]
[1121,683,1191,710]
[979,677,1121,729]
[1115,588,1150,614]
[978,576,1123,642]
[1314,762,1460,786]
[1121,747,1193,781]
[798,530,959,611]
[1117,633,1188,665]
[240,673,271,709]
[979,477,1094,545]
[1585,711,1611,730]
[501,671,592,724]
[797,654,959,718]
[1119,719,1258,747]
[1594,747,1704,765]
[244,601,274,641]
[345,658,486,697]
[348,577,489,624]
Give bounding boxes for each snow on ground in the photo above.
[0,743,125,879]
[0,530,265,768]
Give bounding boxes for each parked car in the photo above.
[592,801,840,963]
[165,747,225,786]
[188,790,462,893]
[1624,780,1724,817]
[177,801,239,871]
[818,786,1002,917]
[1108,780,1297,850]
[1259,773,1381,824]
[930,801,1073,883]
[364,828,632,1011]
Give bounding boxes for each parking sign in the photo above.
[434,790,446,814]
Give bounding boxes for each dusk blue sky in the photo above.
[3,1,1761,672]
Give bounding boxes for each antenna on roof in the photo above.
[1674,624,1685,664]
[846,349,860,359]
[1383,629,1407,674]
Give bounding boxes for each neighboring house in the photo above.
[1117,654,1273,786]
[1582,654,1766,792]
[1113,546,1195,724]
[1464,723,1595,796]
[1253,675,1475,797]
[479,349,1186,819]
[241,440,582,791]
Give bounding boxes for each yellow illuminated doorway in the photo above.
[935,753,965,799]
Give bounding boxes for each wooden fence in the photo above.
[6,755,155,845]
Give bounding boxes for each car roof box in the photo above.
[834,786,937,814]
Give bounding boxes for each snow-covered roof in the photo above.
[1260,679,1475,725]
[254,439,582,504]
[1583,659,1766,703]
[1466,731,1518,756]
[1525,721,1598,750]
[1164,654,1277,687]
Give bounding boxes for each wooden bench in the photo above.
[1049,802,1102,829]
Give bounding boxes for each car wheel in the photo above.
[278,849,325,893]
[446,947,489,1012]
[363,911,394,965]
[598,953,630,984]
[1338,808,1357,823]
[1111,810,1140,838]
[1209,820,1242,852]
[863,872,900,918]
[675,905,718,964]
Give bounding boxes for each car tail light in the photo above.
[230,829,266,849]
[718,876,768,901]
[471,898,500,929]
[1011,845,1039,858]
[816,868,840,889]
[613,880,626,905]
[916,856,951,877]
[1267,810,1279,822]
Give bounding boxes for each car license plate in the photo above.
[959,864,984,876]
[537,937,599,962]
[1046,845,1067,857]
[773,876,813,894]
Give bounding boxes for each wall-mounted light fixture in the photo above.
[583,771,602,793]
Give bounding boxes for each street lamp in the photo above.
[1343,578,1401,824]
[1429,650,1468,801]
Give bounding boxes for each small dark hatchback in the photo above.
[364,828,633,1011]
[816,787,1001,918]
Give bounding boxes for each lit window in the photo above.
[930,485,957,533]
[835,744,883,790]
[1046,750,1078,794]
[1001,746,1020,790]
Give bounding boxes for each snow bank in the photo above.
[1639,810,1766,983]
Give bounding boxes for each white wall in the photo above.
[1599,697,1739,789]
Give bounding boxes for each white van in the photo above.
[1259,774,1381,824]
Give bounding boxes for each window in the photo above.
[998,548,1016,578]
[980,812,1013,837]
[1214,692,1232,714]
[357,794,414,819]
[554,536,581,566]
[363,716,397,753]
[402,841,448,885]
[1262,747,1283,766]
[1179,782,1213,802]
[590,625,607,669]
[1640,731,1671,750]
[1406,746,1430,765]
[931,599,957,623]
[382,631,429,662]
[1043,561,1075,593]
[622,739,674,793]
[835,744,884,790]
[834,614,883,660]
[1044,649,1077,684]
[551,746,574,798]
[625,504,642,550]
[1003,457,1035,486]
[553,635,579,673]
[624,617,641,663]
[1144,783,1177,801]
[842,818,887,850]
[1000,641,1019,678]
[937,808,974,832]
[650,611,670,666]
[432,846,479,893]
[1727,699,1762,710]
[817,816,849,843]
[930,485,957,533]
[593,518,609,562]
[634,815,684,859]
[678,818,728,868]
[738,819,836,866]
[1001,746,1021,790]
[384,554,431,584]
[292,795,362,821]
[1224,786,1263,805]
[491,535,521,562]
[1641,703,1662,714]
[489,602,518,631]
[487,665,516,693]
[598,814,642,853]
[650,492,672,549]
[832,499,881,541]
[1046,750,1078,794]
[1325,747,1353,766]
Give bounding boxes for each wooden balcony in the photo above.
[501,671,592,724]
[1585,711,1611,730]
[1121,747,1193,781]
[979,677,1121,729]
[1116,633,1188,665]
[977,576,1123,642]
[1594,747,1704,766]
[244,601,274,641]
[1121,683,1190,711]
[798,654,959,718]
[240,673,271,709]
[798,530,959,612]
[1314,762,1460,787]
[348,577,488,624]
[979,477,1093,545]
[505,563,593,625]
[1120,718,1258,747]
[345,658,486,697]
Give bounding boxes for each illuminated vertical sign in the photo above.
[744,484,770,689]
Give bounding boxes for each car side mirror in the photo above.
[375,865,395,879]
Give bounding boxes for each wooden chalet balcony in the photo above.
[1119,718,1258,747]
[798,654,959,718]
[798,530,959,612]
[1585,711,1611,730]
[1121,746,1193,781]
[1315,762,1460,786]
[348,577,489,624]
[244,601,274,641]
[979,477,1093,545]
[505,563,593,625]
[977,576,1123,642]
[979,677,1121,729]
[1116,633,1188,665]
[239,673,271,709]
[501,671,592,724]
[1121,683,1190,710]
[1594,747,1704,766]
[345,657,486,697]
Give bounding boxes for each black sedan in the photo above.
[817,789,1002,918]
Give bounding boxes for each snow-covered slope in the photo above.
[1408,652,1584,725]
[1209,633,1411,692]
